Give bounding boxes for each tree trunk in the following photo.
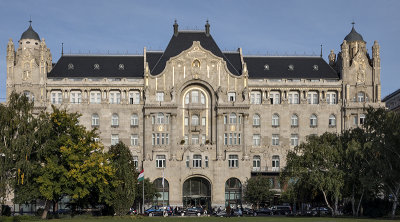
[41,199,51,219]
[356,191,364,217]
[391,186,399,219]
[351,186,356,217]
[321,190,334,216]
[334,195,339,216]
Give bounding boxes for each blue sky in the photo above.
[0,0,399,101]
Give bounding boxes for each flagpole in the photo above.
[142,177,144,214]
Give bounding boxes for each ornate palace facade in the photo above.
[6,21,383,208]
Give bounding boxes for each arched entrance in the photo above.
[182,177,211,209]
[153,178,169,206]
[225,178,242,207]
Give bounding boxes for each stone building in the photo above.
[6,21,384,208]
[383,89,400,112]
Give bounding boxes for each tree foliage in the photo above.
[107,142,137,216]
[283,133,344,216]
[243,175,275,208]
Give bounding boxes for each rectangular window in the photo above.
[201,117,206,126]
[272,134,280,146]
[156,92,164,102]
[205,156,209,168]
[191,134,199,145]
[270,91,281,104]
[129,91,140,104]
[184,117,189,126]
[51,91,63,104]
[109,91,121,104]
[288,92,299,104]
[133,156,138,169]
[131,134,138,146]
[70,91,82,104]
[291,134,299,146]
[191,91,199,103]
[90,91,101,104]
[111,134,119,146]
[250,91,261,104]
[202,134,206,145]
[253,134,261,146]
[193,155,202,168]
[326,92,337,104]
[228,155,239,168]
[156,155,166,168]
[307,92,319,104]
[186,156,190,168]
[224,133,228,145]
[228,92,236,102]
[184,134,189,145]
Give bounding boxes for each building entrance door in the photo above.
[182,177,211,209]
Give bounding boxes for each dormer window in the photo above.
[192,59,200,68]
[288,64,294,71]
[68,63,74,70]
[94,64,100,70]
[264,64,270,70]
[118,64,124,70]
[313,65,318,71]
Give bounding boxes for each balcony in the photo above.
[251,166,280,173]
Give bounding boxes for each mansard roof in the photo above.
[244,56,339,79]
[150,31,241,75]
[48,55,144,78]
[48,30,339,80]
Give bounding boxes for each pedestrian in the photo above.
[226,205,231,217]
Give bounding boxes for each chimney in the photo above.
[173,20,178,37]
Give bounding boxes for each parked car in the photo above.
[307,207,330,216]
[253,207,273,216]
[271,205,292,215]
[215,210,227,217]
[180,207,204,216]
[242,207,254,215]
[145,206,172,217]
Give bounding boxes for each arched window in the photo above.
[131,114,139,126]
[111,113,119,126]
[157,113,164,124]
[272,155,280,171]
[310,114,317,127]
[229,113,237,124]
[357,92,365,102]
[291,114,298,127]
[92,113,99,126]
[253,114,260,126]
[329,114,336,126]
[191,115,199,126]
[272,114,279,127]
[253,155,261,171]
[153,178,169,206]
[225,178,242,206]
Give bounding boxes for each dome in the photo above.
[344,27,364,42]
[20,24,40,41]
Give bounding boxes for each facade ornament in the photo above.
[328,50,336,66]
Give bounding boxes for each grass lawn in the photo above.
[17,216,397,222]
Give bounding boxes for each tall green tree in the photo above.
[18,106,115,219]
[363,107,400,218]
[0,92,38,210]
[107,142,137,216]
[283,133,344,216]
[243,175,275,209]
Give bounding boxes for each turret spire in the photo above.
[205,20,210,37]
[173,19,178,37]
